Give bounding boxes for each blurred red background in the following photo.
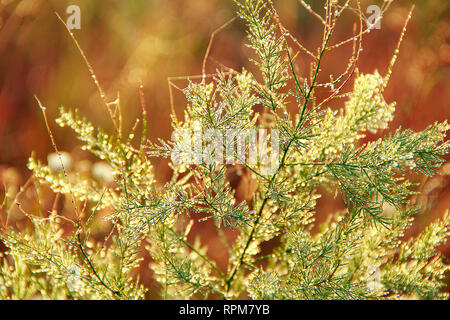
[0,0,449,297]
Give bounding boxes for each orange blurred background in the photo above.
[0,0,449,297]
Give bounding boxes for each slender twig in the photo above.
[55,13,119,132]
[168,227,226,279]
[35,97,81,222]
[202,17,237,78]
[77,233,122,297]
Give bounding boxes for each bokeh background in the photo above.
[0,0,449,297]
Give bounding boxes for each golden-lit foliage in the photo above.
[0,0,450,300]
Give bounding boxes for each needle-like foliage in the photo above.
[1,0,449,300]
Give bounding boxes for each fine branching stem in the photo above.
[1,0,449,301]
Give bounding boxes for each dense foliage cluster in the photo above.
[1,0,449,300]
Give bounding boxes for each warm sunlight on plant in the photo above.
[1,0,449,300]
